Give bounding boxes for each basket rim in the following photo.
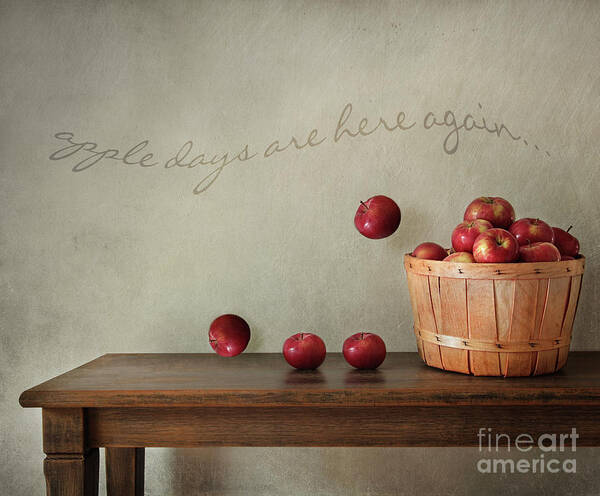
[404,253,585,280]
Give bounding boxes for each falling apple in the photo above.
[343,332,386,369]
[283,333,326,370]
[209,314,251,357]
[354,195,401,239]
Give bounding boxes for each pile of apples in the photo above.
[412,196,580,263]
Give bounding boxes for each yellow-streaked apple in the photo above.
[463,196,515,229]
[472,228,519,263]
[443,251,475,263]
[412,242,447,260]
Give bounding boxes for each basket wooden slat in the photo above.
[534,277,570,374]
[439,278,470,374]
[425,275,443,368]
[494,279,514,375]
[404,254,585,377]
[557,275,583,370]
[504,279,534,376]
[407,272,442,368]
[467,279,499,375]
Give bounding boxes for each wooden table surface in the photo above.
[19,352,600,408]
[19,352,600,496]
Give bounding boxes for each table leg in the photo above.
[44,451,99,496]
[42,409,99,496]
[106,447,145,496]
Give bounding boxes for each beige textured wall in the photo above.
[1,0,599,494]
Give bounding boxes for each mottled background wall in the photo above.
[1,0,599,494]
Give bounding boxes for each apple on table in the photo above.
[283,333,326,370]
[343,332,386,369]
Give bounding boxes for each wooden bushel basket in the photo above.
[404,254,585,377]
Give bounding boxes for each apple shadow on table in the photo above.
[344,369,385,385]
[284,369,326,385]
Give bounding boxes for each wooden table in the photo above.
[20,352,600,495]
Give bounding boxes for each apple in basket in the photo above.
[552,226,580,257]
[472,228,519,263]
[463,196,515,229]
[412,242,447,260]
[444,251,475,263]
[519,242,561,262]
[509,218,554,246]
[451,219,493,252]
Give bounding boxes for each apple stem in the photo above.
[209,339,216,344]
[567,225,573,233]
[300,333,304,340]
[360,201,369,211]
[360,332,364,340]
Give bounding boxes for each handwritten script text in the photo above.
[49,102,549,195]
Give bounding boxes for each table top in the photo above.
[19,352,600,408]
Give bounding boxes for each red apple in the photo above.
[472,228,519,263]
[463,196,515,228]
[552,226,580,257]
[354,195,401,239]
[443,251,475,263]
[561,255,575,261]
[342,332,386,369]
[412,242,447,260]
[451,219,493,252]
[519,242,561,262]
[283,333,326,370]
[209,314,251,357]
[509,218,554,246]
